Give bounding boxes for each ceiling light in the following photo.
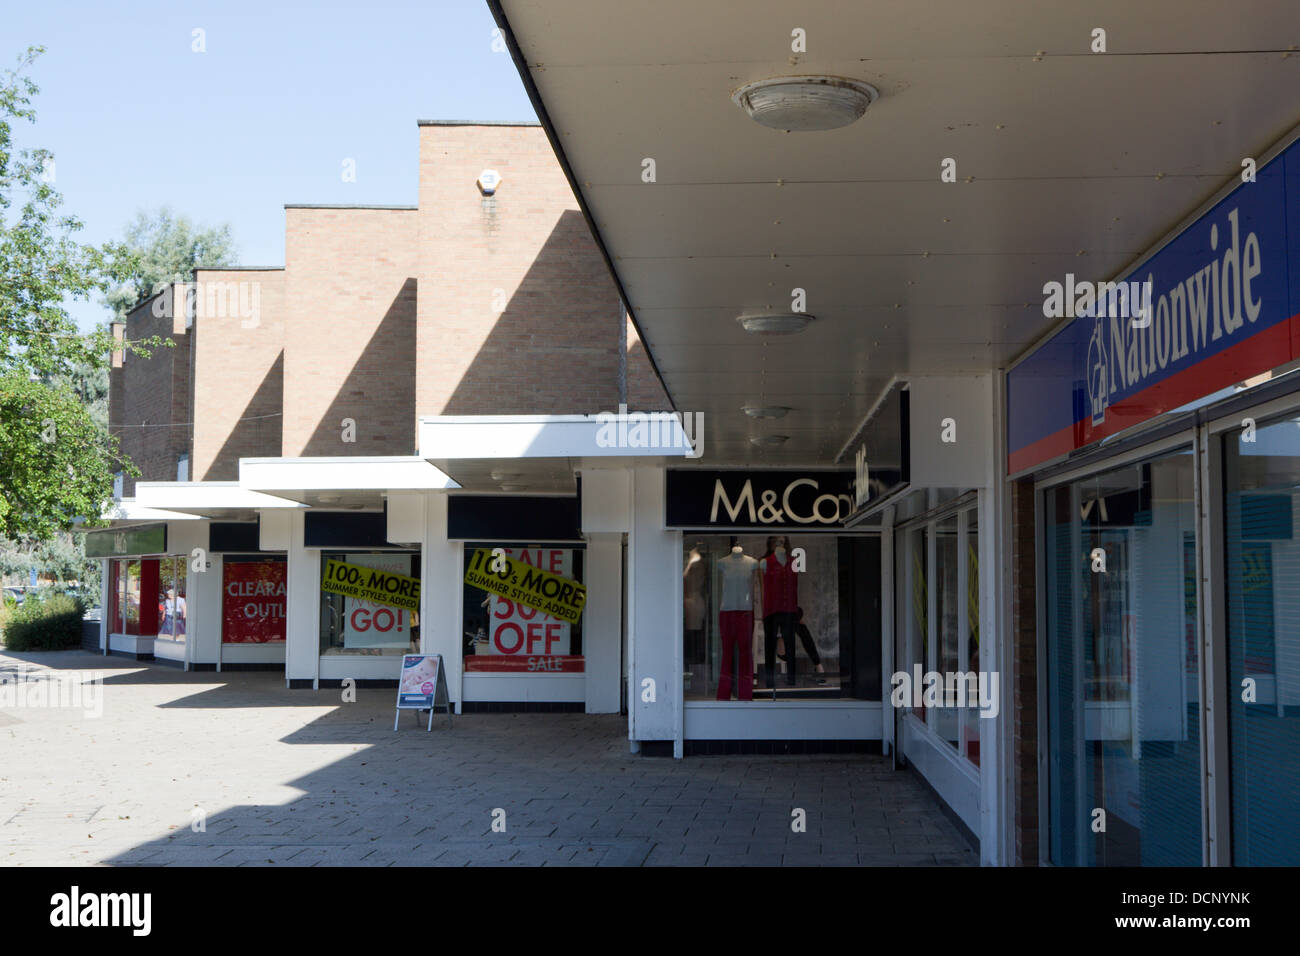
[732,76,879,131]
[750,435,790,446]
[499,483,527,492]
[743,406,792,419]
[490,471,522,481]
[737,312,814,335]
[317,494,340,504]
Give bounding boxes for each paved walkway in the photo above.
[0,650,977,866]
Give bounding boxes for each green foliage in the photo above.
[1,590,85,650]
[0,531,100,596]
[104,207,236,320]
[0,372,130,538]
[0,45,164,539]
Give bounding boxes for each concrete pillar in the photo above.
[284,510,318,686]
[582,532,622,714]
[627,466,681,753]
[421,493,463,711]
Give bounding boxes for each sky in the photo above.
[5,0,537,331]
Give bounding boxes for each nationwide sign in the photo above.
[1007,134,1300,474]
[665,470,858,530]
[321,558,420,612]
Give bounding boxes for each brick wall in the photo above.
[191,268,286,479]
[281,207,419,457]
[110,284,191,495]
[109,123,677,476]
[416,123,639,417]
[1010,477,1039,865]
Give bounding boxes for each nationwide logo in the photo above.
[1074,205,1264,427]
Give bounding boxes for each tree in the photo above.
[104,207,236,320]
[0,46,159,540]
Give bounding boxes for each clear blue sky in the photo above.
[6,0,537,331]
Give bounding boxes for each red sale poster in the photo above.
[222,560,287,643]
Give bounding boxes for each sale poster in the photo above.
[342,553,413,650]
[466,548,582,672]
[222,560,287,643]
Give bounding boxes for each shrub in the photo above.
[1,592,86,651]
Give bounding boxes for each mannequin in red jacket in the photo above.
[760,535,800,689]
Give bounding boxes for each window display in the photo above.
[462,545,584,672]
[683,535,856,701]
[106,556,185,641]
[223,557,285,644]
[319,551,419,656]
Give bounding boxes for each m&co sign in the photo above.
[665,470,856,530]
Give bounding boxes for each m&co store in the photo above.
[1008,128,1300,866]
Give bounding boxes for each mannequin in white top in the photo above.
[716,545,759,701]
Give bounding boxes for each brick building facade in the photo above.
[109,122,670,492]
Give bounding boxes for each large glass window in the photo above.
[461,544,584,672]
[1044,448,1201,866]
[223,556,286,644]
[896,502,980,762]
[1223,413,1300,865]
[320,551,420,656]
[682,534,877,701]
[107,556,185,639]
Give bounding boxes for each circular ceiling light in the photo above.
[737,312,814,334]
[317,493,340,504]
[743,405,792,419]
[750,435,790,446]
[732,76,879,131]
[490,470,522,481]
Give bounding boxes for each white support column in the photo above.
[422,493,462,712]
[627,467,681,753]
[580,468,632,716]
[582,533,623,714]
[99,558,110,654]
[190,552,222,669]
[284,509,318,687]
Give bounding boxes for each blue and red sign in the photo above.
[1008,137,1300,474]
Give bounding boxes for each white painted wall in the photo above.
[283,510,318,685]
[421,493,463,711]
[191,551,222,668]
[627,467,681,745]
[581,468,631,715]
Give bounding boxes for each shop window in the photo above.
[320,551,419,656]
[963,508,981,766]
[682,534,871,701]
[462,545,584,672]
[107,556,187,640]
[1044,449,1201,866]
[897,503,980,761]
[1223,413,1300,865]
[156,556,188,642]
[934,514,961,748]
[223,557,286,644]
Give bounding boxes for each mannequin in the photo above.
[716,544,759,701]
[682,541,707,671]
[761,535,800,689]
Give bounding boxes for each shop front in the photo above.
[1008,124,1300,865]
[665,468,884,749]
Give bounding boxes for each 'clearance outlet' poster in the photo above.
[222,561,287,643]
[470,548,583,672]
